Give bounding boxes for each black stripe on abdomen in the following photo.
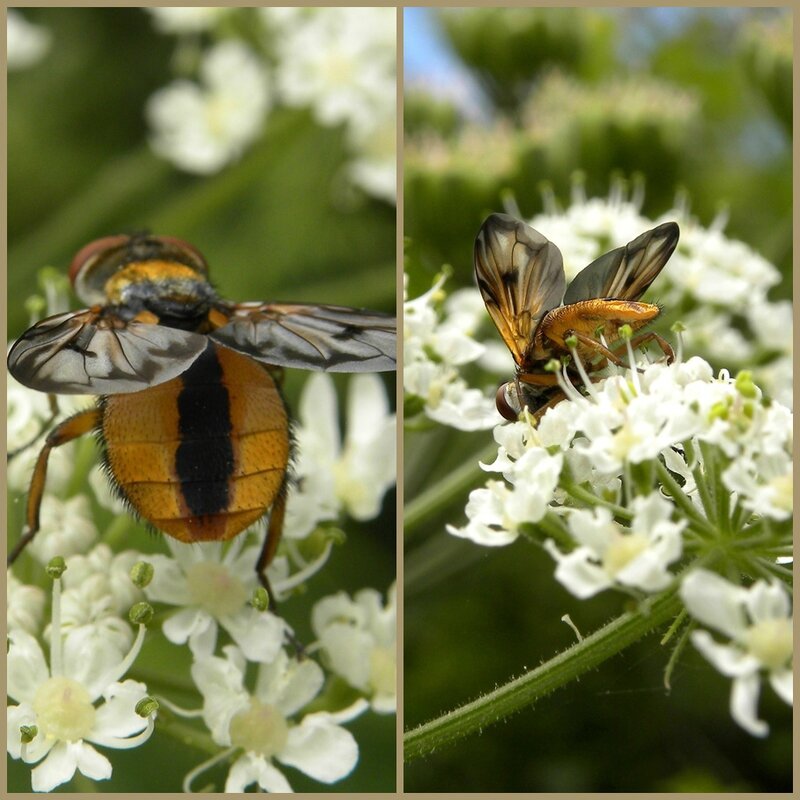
[175,343,234,517]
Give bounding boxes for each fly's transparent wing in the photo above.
[8,309,208,394]
[563,222,679,304]
[211,302,396,372]
[474,213,566,368]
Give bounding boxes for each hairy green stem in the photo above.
[404,587,683,761]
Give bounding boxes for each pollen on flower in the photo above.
[603,531,649,576]
[32,677,96,742]
[744,618,793,670]
[768,473,793,515]
[229,698,289,757]
[186,562,248,617]
[369,645,396,697]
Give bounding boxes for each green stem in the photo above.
[561,479,633,520]
[662,615,694,692]
[655,460,714,537]
[404,442,497,539]
[404,587,683,761]
[687,442,716,528]
[154,714,220,757]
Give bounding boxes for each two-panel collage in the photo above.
[5,6,792,796]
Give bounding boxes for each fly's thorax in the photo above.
[104,261,219,325]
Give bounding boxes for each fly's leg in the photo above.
[567,330,674,371]
[624,331,674,363]
[7,394,60,462]
[256,478,288,606]
[8,408,102,565]
[255,479,306,658]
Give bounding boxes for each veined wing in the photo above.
[563,222,679,305]
[7,308,208,394]
[210,302,396,372]
[474,213,566,368]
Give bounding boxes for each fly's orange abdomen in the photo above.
[102,342,289,543]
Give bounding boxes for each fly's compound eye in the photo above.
[69,234,133,304]
[496,382,523,421]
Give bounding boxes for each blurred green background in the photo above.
[404,7,791,793]
[8,7,396,793]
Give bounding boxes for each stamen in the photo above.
[152,695,205,719]
[96,623,147,692]
[183,747,237,793]
[568,344,599,401]
[286,539,309,569]
[89,716,156,749]
[272,540,334,599]
[50,577,63,677]
[622,332,641,394]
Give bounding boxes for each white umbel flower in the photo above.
[146,40,270,174]
[312,584,397,713]
[192,645,366,792]
[7,578,153,792]
[681,569,792,737]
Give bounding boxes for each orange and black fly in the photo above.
[474,213,678,420]
[8,233,396,595]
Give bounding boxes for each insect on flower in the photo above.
[474,213,679,420]
[7,233,396,597]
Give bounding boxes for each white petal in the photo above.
[744,579,791,624]
[544,541,613,599]
[31,741,80,792]
[191,654,249,744]
[257,654,325,717]
[141,554,192,604]
[225,752,293,793]
[220,608,285,663]
[279,716,358,783]
[345,373,389,447]
[320,624,372,689]
[690,631,760,677]
[162,606,213,646]
[62,628,129,699]
[7,630,49,703]
[769,669,793,706]
[730,674,768,737]
[299,372,340,459]
[74,740,113,781]
[90,680,149,739]
[680,570,748,639]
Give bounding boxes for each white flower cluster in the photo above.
[446,352,792,736]
[7,10,51,71]
[144,8,396,201]
[528,189,792,408]
[7,560,154,792]
[404,273,503,431]
[7,369,396,792]
[681,570,792,737]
